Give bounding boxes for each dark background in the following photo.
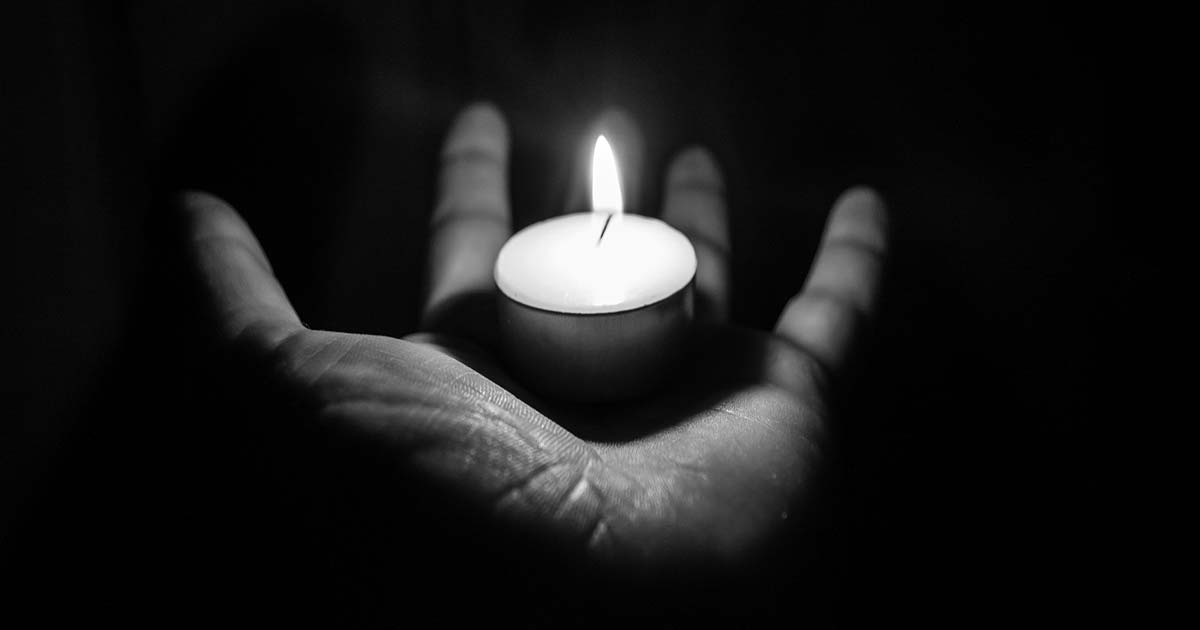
[3,0,1112,625]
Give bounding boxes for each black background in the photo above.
[3,1,1112,625]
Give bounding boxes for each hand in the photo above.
[181,102,888,571]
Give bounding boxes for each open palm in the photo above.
[182,103,887,569]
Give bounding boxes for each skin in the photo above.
[181,102,888,574]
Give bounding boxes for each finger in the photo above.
[180,190,302,348]
[422,102,511,331]
[775,187,888,372]
[661,147,730,321]
[564,107,645,213]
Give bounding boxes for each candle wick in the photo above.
[596,213,614,246]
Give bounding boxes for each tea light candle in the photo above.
[495,136,697,401]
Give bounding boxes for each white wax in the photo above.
[495,212,697,314]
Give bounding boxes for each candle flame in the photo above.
[591,135,623,215]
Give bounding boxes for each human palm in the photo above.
[182,103,887,569]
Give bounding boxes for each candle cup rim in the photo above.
[498,276,695,317]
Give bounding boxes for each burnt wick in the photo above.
[596,213,614,246]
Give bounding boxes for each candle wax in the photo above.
[495,213,696,314]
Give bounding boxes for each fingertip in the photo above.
[837,185,884,207]
[444,101,509,159]
[662,145,728,241]
[175,188,223,217]
[176,189,249,241]
[177,189,279,283]
[824,186,889,259]
[667,146,724,190]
